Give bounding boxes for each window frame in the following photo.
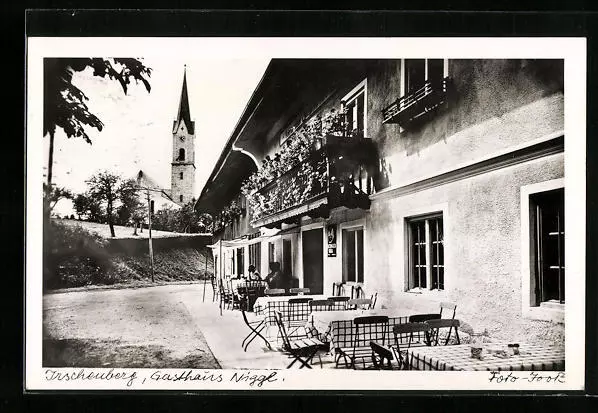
[405,212,445,292]
[341,78,368,138]
[400,59,449,99]
[520,179,565,323]
[341,226,365,284]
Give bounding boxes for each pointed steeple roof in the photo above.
[173,66,194,134]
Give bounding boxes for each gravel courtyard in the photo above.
[43,283,221,368]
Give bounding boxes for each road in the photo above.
[43,283,220,368]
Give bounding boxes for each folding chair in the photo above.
[286,297,313,337]
[241,281,266,312]
[392,322,431,370]
[408,313,441,345]
[332,282,346,297]
[289,287,310,295]
[347,298,373,310]
[370,341,394,370]
[309,299,333,312]
[274,311,326,369]
[241,309,272,352]
[219,282,233,310]
[264,288,285,296]
[350,284,365,299]
[211,276,219,303]
[425,319,461,346]
[370,293,378,310]
[327,296,350,310]
[439,302,457,319]
[337,315,389,369]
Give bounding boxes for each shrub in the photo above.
[43,220,113,289]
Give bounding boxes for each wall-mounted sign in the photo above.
[327,224,337,257]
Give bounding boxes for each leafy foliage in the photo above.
[152,200,212,233]
[72,192,104,222]
[43,58,152,144]
[43,183,73,212]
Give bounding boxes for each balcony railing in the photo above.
[249,136,376,228]
[382,77,451,126]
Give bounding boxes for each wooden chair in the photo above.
[392,322,431,370]
[347,298,373,310]
[425,319,461,346]
[328,296,350,310]
[370,341,395,370]
[264,288,285,296]
[337,315,389,369]
[289,287,310,295]
[241,309,272,352]
[274,311,326,369]
[309,299,333,312]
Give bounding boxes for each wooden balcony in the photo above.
[250,136,377,229]
[382,77,451,127]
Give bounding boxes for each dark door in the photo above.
[302,228,324,294]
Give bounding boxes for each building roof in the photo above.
[172,67,195,135]
[135,170,180,209]
[194,59,369,214]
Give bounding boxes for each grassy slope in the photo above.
[48,220,213,290]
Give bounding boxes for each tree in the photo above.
[73,192,104,222]
[43,183,72,213]
[116,178,144,234]
[86,171,121,237]
[43,58,152,192]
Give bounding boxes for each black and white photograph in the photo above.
[25,37,586,391]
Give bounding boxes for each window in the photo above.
[236,247,245,276]
[268,242,275,264]
[179,195,183,202]
[249,242,261,274]
[179,172,184,180]
[404,59,446,95]
[178,148,185,161]
[531,189,565,305]
[282,239,292,277]
[150,200,155,215]
[407,214,444,290]
[342,227,364,283]
[341,80,367,138]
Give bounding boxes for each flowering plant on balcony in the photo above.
[240,107,349,221]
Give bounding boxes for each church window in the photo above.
[178,148,185,161]
[180,172,184,180]
[180,195,184,202]
[150,200,155,215]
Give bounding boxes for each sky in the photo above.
[45,56,270,215]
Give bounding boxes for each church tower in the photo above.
[171,66,196,206]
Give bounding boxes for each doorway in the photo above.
[302,228,324,294]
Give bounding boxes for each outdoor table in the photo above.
[253,294,328,317]
[307,309,410,351]
[406,343,565,371]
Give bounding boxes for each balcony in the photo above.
[382,77,452,127]
[249,136,377,229]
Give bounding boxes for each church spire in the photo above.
[174,65,194,134]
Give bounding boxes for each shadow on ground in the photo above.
[43,338,221,369]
